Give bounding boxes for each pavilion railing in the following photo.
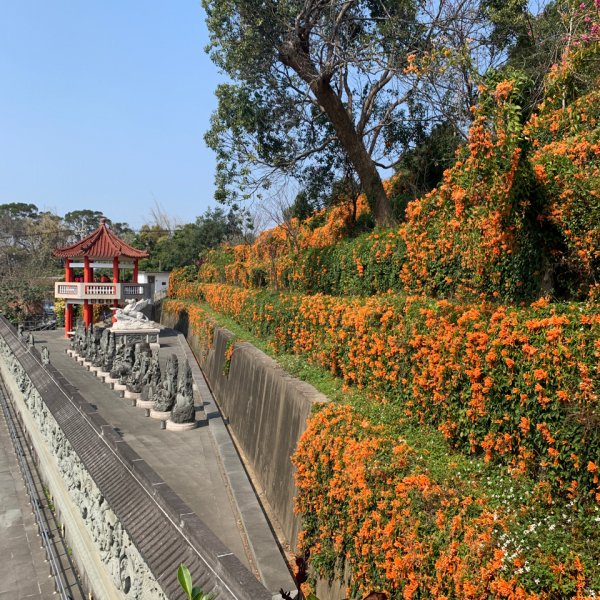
[55,282,151,302]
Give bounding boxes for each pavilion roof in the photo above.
[53,219,148,259]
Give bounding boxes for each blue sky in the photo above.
[0,1,222,228]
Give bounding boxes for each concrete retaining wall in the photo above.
[161,309,327,549]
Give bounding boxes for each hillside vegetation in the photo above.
[166,39,600,600]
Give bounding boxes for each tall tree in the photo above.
[137,207,251,271]
[203,0,538,226]
[0,203,40,276]
[63,209,106,240]
[204,0,439,226]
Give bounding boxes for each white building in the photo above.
[137,272,170,300]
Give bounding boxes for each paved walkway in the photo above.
[0,385,85,600]
[35,328,293,594]
[0,405,54,599]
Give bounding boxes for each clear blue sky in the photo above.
[0,1,222,229]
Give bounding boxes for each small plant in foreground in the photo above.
[177,564,214,600]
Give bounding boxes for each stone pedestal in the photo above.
[113,383,127,392]
[166,420,197,432]
[104,376,119,385]
[124,390,141,400]
[136,399,155,410]
[97,370,109,379]
[150,409,171,420]
[110,327,160,349]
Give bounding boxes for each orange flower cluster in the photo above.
[198,194,372,290]
[525,81,600,297]
[400,77,540,302]
[293,403,520,599]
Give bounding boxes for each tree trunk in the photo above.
[279,45,394,227]
[311,79,394,226]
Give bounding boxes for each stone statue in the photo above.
[103,330,115,373]
[75,320,88,355]
[82,326,91,358]
[170,359,195,424]
[126,343,151,393]
[89,327,102,364]
[140,348,161,402]
[118,343,136,385]
[93,328,110,367]
[153,354,178,412]
[112,299,156,330]
[73,320,85,353]
[41,345,50,366]
[27,332,35,348]
[110,341,135,382]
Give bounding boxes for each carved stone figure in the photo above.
[111,298,157,331]
[118,343,136,385]
[93,328,107,367]
[170,359,195,424]
[140,348,161,402]
[27,332,35,348]
[41,345,50,365]
[110,341,135,382]
[88,327,102,364]
[126,343,151,393]
[72,320,85,353]
[84,326,95,360]
[154,354,178,412]
[103,330,115,372]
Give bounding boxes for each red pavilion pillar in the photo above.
[133,258,138,283]
[64,258,73,338]
[112,257,119,323]
[83,256,93,328]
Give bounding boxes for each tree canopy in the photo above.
[203,0,537,225]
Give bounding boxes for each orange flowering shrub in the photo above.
[165,289,600,596]
[292,403,598,599]
[400,75,543,301]
[294,404,512,598]
[167,283,600,504]
[279,228,406,296]
[197,194,373,290]
[198,226,407,297]
[525,53,600,297]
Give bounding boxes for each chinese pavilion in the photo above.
[53,219,149,337]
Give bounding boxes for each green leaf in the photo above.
[177,563,193,598]
[192,589,214,600]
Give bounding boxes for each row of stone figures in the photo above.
[16,325,51,365]
[70,321,196,429]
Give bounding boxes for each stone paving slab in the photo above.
[36,328,294,595]
[0,400,57,599]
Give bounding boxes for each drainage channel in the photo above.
[0,376,85,600]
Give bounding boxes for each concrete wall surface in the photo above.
[162,310,328,549]
[0,317,274,600]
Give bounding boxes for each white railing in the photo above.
[122,284,148,298]
[55,282,151,302]
[56,284,80,297]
